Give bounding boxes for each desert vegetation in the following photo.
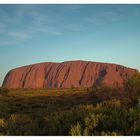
[0,74,140,136]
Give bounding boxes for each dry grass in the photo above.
[0,88,97,118]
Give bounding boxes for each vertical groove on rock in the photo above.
[43,63,53,87]
[94,67,107,86]
[44,63,53,80]
[54,63,66,87]
[60,63,72,88]
[21,66,33,88]
[49,64,60,88]
[79,62,89,85]
[54,63,64,80]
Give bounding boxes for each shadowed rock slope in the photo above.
[2,61,138,88]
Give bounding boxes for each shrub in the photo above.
[0,118,6,135]
[0,118,6,128]
[69,122,82,136]
[42,107,88,135]
[1,86,140,136]
[125,73,140,94]
[138,96,140,106]
[99,131,121,136]
[133,119,140,135]
[69,113,102,136]
[84,113,99,130]
[96,99,121,109]
[3,114,39,135]
[88,86,123,101]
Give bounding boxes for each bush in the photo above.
[69,122,82,136]
[125,73,140,94]
[88,86,123,101]
[98,131,121,136]
[84,113,100,131]
[123,73,140,106]
[1,85,140,136]
[42,107,88,135]
[69,113,102,136]
[96,99,121,109]
[0,114,39,135]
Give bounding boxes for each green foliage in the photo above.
[96,99,121,109]
[138,96,140,106]
[0,82,140,136]
[70,122,82,136]
[123,73,140,105]
[0,118,6,135]
[88,85,123,101]
[133,119,140,135]
[99,131,121,136]
[82,113,101,135]
[84,113,100,131]
[125,73,140,94]
[69,113,102,136]
[0,114,39,135]
[42,107,88,135]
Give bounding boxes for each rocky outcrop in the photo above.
[2,60,138,88]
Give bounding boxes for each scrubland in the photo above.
[0,74,140,136]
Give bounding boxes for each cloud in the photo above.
[101,11,123,21]
[86,17,102,25]
[0,5,65,47]
[8,31,31,39]
[0,4,89,46]
[2,4,138,47]
[86,9,124,26]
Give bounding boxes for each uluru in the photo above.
[2,60,138,88]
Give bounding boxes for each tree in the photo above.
[125,73,140,94]
[124,73,140,105]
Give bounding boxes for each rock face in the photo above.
[2,60,138,88]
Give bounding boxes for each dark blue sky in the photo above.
[0,4,140,85]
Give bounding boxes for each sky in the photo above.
[0,4,140,85]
